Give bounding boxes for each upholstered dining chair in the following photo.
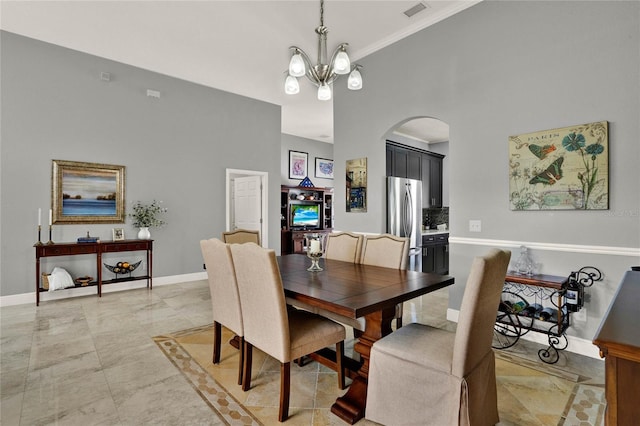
[200,238,244,385]
[230,242,346,422]
[324,231,364,263]
[365,248,511,426]
[360,233,409,328]
[222,228,260,245]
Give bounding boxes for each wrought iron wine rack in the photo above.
[492,266,602,364]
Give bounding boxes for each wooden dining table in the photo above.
[277,254,455,424]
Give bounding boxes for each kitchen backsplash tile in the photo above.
[423,207,449,230]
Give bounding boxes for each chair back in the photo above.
[230,243,290,362]
[324,232,363,263]
[360,234,409,270]
[452,248,511,377]
[200,238,243,336]
[222,229,260,245]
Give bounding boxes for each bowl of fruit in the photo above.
[104,260,141,276]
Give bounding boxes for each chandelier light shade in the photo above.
[285,0,363,101]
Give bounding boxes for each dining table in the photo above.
[277,254,455,424]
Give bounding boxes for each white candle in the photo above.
[49,209,52,226]
[310,240,320,254]
[38,208,41,226]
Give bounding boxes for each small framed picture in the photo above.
[315,157,334,179]
[288,150,308,179]
[112,228,125,241]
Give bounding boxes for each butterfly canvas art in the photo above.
[509,121,609,210]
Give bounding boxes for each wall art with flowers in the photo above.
[508,121,608,210]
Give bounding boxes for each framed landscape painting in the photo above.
[508,121,608,210]
[52,160,126,223]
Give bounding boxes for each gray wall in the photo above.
[0,31,282,297]
[333,1,640,342]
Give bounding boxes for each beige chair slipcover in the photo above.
[229,242,346,422]
[360,233,409,328]
[366,248,511,426]
[200,238,244,385]
[222,228,260,245]
[324,231,363,263]
[360,233,409,270]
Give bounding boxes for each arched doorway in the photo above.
[384,116,450,210]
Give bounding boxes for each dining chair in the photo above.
[230,242,346,422]
[222,228,260,245]
[360,233,409,329]
[324,231,363,263]
[200,238,244,385]
[365,248,511,426]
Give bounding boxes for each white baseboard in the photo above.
[0,272,208,307]
[447,308,601,359]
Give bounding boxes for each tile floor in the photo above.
[1,280,604,425]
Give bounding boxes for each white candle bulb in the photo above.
[310,240,320,254]
[38,208,41,226]
[49,209,52,226]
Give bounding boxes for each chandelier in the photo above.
[284,0,362,101]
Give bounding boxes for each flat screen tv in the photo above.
[291,204,320,229]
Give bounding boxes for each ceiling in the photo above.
[1,0,478,143]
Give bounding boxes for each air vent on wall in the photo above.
[403,2,429,18]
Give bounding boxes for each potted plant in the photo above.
[129,200,167,239]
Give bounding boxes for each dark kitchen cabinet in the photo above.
[387,142,444,208]
[422,153,443,208]
[386,143,421,180]
[422,233,449,275]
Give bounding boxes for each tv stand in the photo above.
[281,185,333,254]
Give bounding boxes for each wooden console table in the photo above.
[593,270,640,425]
[34,239,153,306]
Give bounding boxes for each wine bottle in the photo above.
[523,303,543,317]
[539,307,557,321]
[565,271,583,312]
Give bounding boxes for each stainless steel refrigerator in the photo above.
[387,176,422,271]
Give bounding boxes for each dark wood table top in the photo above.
[593,270,640,359]
[277,254,455,319]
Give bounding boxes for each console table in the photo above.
[34,239,153,306]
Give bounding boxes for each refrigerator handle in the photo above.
[404,186,413,239]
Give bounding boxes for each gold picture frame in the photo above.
[52,160,126,224]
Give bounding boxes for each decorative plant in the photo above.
[561,126,606,209]
[129,200,167,228]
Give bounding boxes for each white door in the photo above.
[232,175,262,239]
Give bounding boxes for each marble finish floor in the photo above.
[1,280,604,425]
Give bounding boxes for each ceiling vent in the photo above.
[403,2,429,18]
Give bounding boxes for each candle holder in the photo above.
[305,233,324,272]
[35,225,43,246]
[46,225,54,245]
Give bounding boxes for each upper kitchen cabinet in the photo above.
[422,153,443,208]
[386,143,421,180]
[386,141,444,208]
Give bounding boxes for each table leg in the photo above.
[331,305,395,424]
[36,257,41,306]
[97,251,102,297]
